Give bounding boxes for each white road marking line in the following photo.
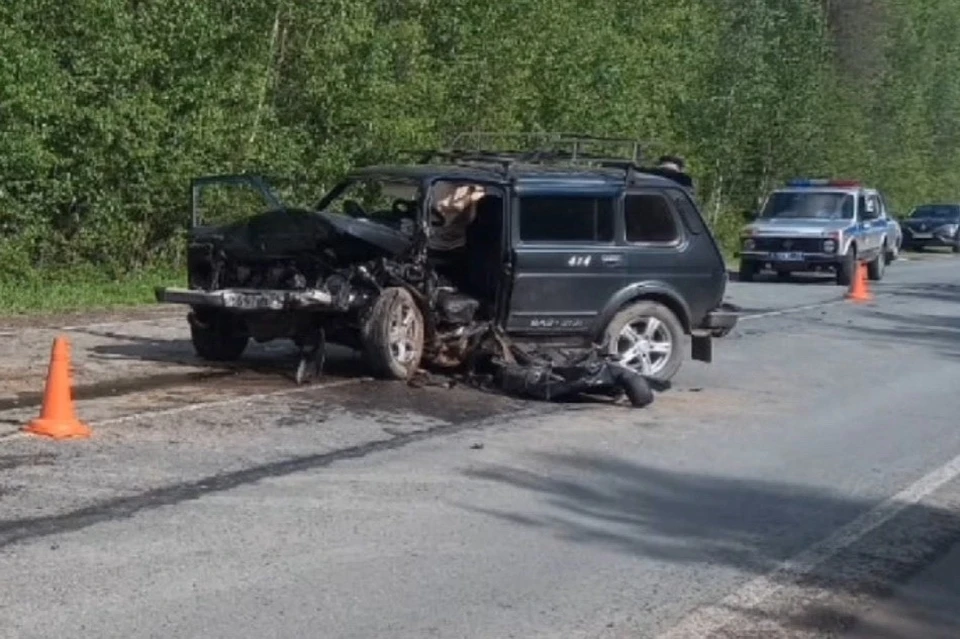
[60,315,182,332]
[92,378,367,427]
[737,299,847,320]
[657,451,960,639]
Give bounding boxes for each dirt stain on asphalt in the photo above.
[0,369,243,412]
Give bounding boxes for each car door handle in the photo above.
[601,254,624,266]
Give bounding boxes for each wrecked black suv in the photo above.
[155,134,737,392]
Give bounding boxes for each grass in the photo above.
[0,266,182,316]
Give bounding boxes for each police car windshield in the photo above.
[909,205,960,220]
[759,191,854,220]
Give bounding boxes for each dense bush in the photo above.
[1,0,958,279]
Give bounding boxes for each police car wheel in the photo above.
[886,240,899,262]
[836,250,856,286]
[867,250,885,281]
[738,260,757,282]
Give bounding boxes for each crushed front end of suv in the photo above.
[738,179,900,285]
[155,134,738,406]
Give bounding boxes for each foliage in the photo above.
[1,0,959,287]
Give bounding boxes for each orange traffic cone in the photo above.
[23,336,91,440]
[846,262,873,303]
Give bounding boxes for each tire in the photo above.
[836,249,856,286]
[603,300,685,383]
[867,247,885,281]
[886,237,900,262]
[953,234,960,254]
[738,259,757,282]
[618,372,654,408]
[360,287,425,380]
[189,311,248,362]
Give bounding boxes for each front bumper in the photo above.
[902,230,957,247]
[740,251,840,268]
[155,286,335,312]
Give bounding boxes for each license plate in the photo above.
[912,232,932,239]
[773,252,804,261]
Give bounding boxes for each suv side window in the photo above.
[667,188,704,235]
[518,195,615,243]
[624,192,682,245]
[862,194,880,221]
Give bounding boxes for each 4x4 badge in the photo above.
[568,255,592,267]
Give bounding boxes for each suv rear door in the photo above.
[503,186,626,336]
[621,187,724,322]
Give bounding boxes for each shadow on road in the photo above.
[460,452,960,637]
[77,326,370,379]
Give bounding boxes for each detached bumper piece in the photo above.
[155,286,333,312]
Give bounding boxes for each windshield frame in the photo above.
[757,189,857,221]
[313,174,427,229]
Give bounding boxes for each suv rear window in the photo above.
[625,193,681,243]
[519,195,615,243]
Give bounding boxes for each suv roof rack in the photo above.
[449,131,646,161]
[401,132,696,189]
[403,132,668,178]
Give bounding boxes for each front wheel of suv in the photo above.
[189,310,249,362]
[361,287,425,380]
[603,300,685,383]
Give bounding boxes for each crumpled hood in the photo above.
[745,218,851,237]
[190,208,413,262]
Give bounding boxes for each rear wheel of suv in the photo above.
[361,287,425,380]
[603,300,684,383]
[189,310,249,362]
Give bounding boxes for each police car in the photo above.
[738,179,901,286]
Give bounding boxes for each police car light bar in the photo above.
[787,178,861,187]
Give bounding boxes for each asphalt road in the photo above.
[2,253,960,638]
